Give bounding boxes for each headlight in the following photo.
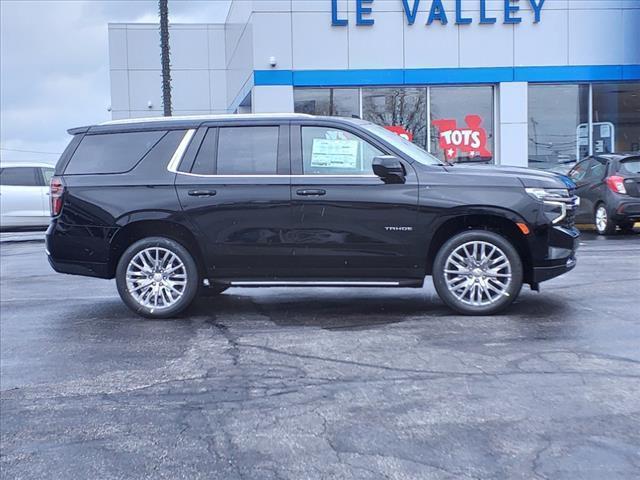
[525,187,570,202]
[525,188,573,225]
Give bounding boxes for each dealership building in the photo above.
[108,0,640,169]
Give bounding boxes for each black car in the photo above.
[568,153,640,235]
[46,114,579,318]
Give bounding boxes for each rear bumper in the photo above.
[610,199,640,223]
[45,220,116,279]
[47,254,110,279]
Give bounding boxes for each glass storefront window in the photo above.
[362,88,427,149]
[429,86,495,164]
[592,83,640,154]
[294,88,360,118]
[528,84,589,173]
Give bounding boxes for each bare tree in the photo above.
[159,0,172,116]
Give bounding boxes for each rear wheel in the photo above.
[432,230,523,316]
[116,237,199,319]
[595,204,616,235]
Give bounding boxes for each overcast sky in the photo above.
[0,0,231,165]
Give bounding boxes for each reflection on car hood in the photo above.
[447,164,569,189]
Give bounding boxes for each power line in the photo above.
[0,148,62,155]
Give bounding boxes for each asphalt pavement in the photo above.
[1,232,639,479]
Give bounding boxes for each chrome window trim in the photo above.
[167,129,196,173]
[172,171,379,179]
[167,127,382,179]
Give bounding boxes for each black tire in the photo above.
[199,285,229,297]
[116,236,199,319]
[594,203,616,235]
[432,230,523,316]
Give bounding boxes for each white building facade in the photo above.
[109,0,640,169]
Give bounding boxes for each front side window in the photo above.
[65,130,166,175]
[301,126,383,175]
[216,126,279,175]
[0,167,40,186]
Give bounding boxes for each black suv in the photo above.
[47,114,579,318]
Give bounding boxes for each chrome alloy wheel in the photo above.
[595,206,608,233]
[125,247,187,310]
[443,240,512,307]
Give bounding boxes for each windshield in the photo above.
[362,123,442,166]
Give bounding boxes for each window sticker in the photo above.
[310,138,359,169]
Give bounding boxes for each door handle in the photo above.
[296,189,326,196]
[188,189,217,197]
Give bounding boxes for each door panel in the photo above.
[176,178,292,277]
[288,123,421,279]
[175,123,293,279]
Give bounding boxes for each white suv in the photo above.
[0,163,55,230]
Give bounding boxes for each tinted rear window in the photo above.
[216,126,279,175]
[0,167,41,186]
[620,159,640,175]
[65,131,166,174]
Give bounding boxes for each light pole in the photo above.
[159,0,172,117]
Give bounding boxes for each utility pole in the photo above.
[159,0,172,116]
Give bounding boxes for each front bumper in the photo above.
[533,255,577,283]
[530,224,580,284]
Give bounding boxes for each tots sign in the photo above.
[432,115,492,161]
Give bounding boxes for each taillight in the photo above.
[605,175,627,195]
[50,176,65,216]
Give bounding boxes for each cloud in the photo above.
[0,0,230,164]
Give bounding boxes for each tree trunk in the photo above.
[159,0,172,117]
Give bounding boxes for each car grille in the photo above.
[562,205,576,228]
[559,194,579,228]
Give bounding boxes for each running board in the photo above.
[205,278,424,288]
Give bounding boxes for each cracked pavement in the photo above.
[1,233,640,479]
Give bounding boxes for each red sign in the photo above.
[432,115,492,161]
[384,125,413,142]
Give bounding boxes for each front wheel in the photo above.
[595,204,616,235]
[432,230,523,316]
[116,237,199,319]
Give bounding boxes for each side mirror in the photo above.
[372,156,406,184]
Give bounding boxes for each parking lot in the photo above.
[1,232,639,479]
